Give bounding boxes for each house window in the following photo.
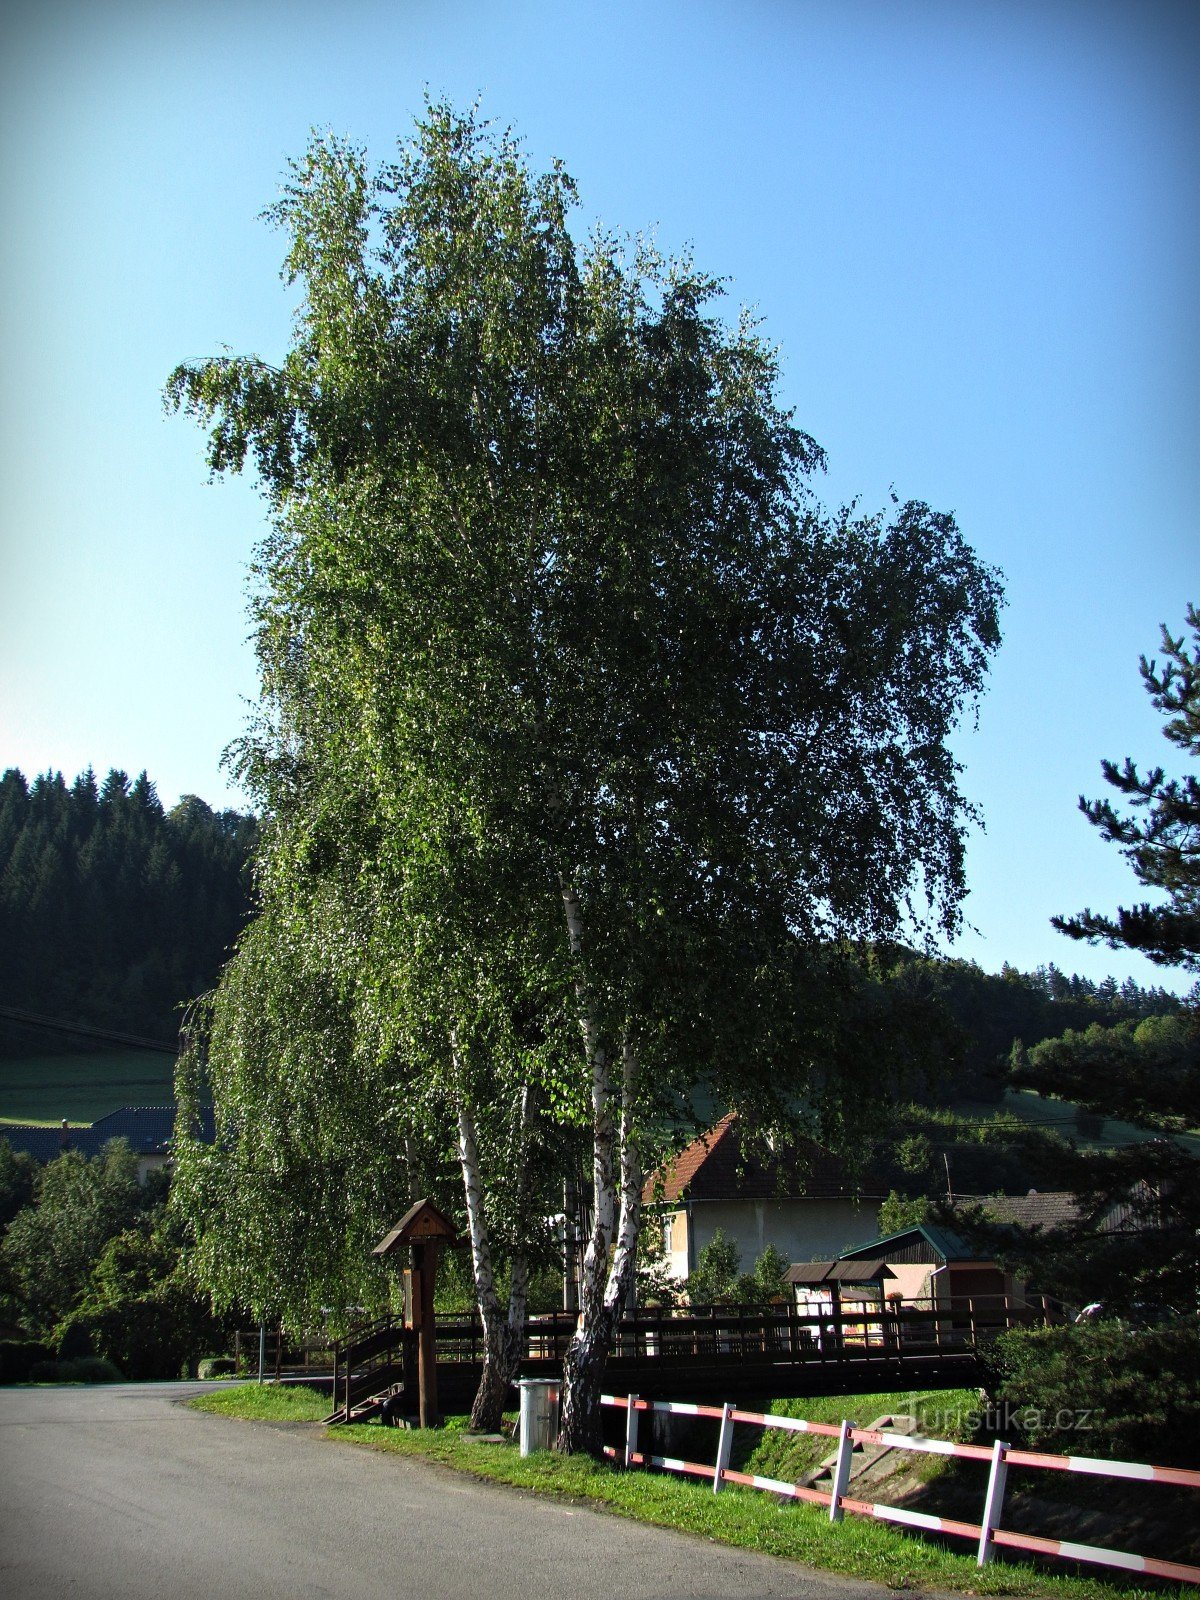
[663,1215,675,1253]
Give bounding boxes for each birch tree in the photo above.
[168,102,1003,1451]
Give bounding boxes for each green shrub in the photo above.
[26,1356,123,1383]
[197,1356,237,1379]
[986,1320,1200,1467]
[0,1338,53,1384]
[61,1225,231,1380]
[70,1356,123,1383]
[58,1321,95,1361]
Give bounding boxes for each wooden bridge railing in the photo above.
[427,1294,1057,1369]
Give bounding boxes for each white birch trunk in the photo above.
[604,1038,643,1321]
[556,873,643,1454]
[455,1054,535,1432]
[456,1093,502,1325]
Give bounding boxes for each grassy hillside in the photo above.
[0,1050,176,1124]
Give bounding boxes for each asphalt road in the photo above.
[0,1382,943,1600]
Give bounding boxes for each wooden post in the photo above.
[413,1240,440,1428]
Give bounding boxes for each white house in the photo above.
[641,1112,885,1290]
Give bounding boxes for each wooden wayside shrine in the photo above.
[372,1198,457,1427]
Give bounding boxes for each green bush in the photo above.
[70,1356,123,1383]
[58,1321,95,1361]
[60,1224,231,1381]
[26,1356,123,1383]
[197,1356,237,1379]
[0,1338,53,1384]
[986,1320,1200,1467]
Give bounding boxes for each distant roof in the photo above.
[981,1191,1083,1231]
[644,1112,886,1205]
[786,1259,894,1285]
[0,1104,213,1163]
[839,1221,986,1265]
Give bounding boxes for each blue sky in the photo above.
[1,0,1196,990]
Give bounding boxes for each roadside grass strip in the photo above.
[605,1394,1200,1587]
[189,1383,330,1422]
[187,1386,1191,1598]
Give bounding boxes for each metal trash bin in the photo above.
[518,1378,560,1455]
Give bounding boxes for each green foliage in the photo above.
[987,608,1200,1315]
[749,1242,790,1300]
[1053,604,1200,973]
[58,1217,230,1381]
[28,1356,123,1383]
[0,1140,143,1332]
[168,101,1004,1420]
[987,1321,1200,1467]
[633,1215,683,1310]
[1016,1012,1199,1132]
[872,1101,1072,1204]
[197,1356,237,1379]
[0,1338,53,1383]
[687,1229,741,1304]
[0,1138,37,1226]
[172,914,435,1327]
[877,1190,932,1236]
[0,766,256,1051]
[868,947,1180,1106]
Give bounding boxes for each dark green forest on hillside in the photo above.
[0,762,1178,1082]
[0,766,257,1053]
[872,945,1180,1104]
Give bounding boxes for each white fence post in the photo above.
[713,1402,734,1494]
[977,1439,1010,1566]
[829,1419,855,1522]
[625,1394,640,1468]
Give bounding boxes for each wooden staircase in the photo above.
[324,1317,414,1425]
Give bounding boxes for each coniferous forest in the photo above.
[0,766,257,1053]
[0,761,1178,1071]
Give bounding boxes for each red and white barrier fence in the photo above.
[599,1392,1200,1586]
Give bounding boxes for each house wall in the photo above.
[882,1261,935,1302]
[664,1198,880,1282]
[659,1209,691,1281]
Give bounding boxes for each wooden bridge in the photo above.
[328,1297,1048,1423]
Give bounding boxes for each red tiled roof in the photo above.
[643,1112,885,1205]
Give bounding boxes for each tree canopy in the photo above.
[168,102,1004,1449]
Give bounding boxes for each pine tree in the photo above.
[997,608,1199,1311]
[1053,605,1200,973]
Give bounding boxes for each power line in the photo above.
[0,1004,175,1054]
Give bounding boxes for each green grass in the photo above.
[0,1050,176,1124]
[189,1385,1186,1597]
[744,1387,980,1484]
[190,1383,330,1422]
